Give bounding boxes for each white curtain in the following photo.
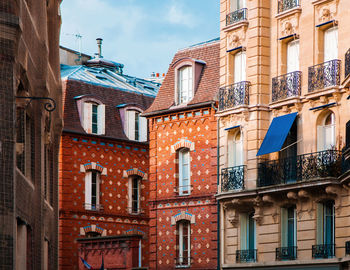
[287,40,299,73]
[139,116,147,142]
[127,110,136,140]
[234,51,246,83]
[324,27,338,62]
[179,66,193,103]
[97,104,105,135]
[179,149,190,195]
[83,102,92,133]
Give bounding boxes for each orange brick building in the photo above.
[143,39,220,269]
[59,55,160,269]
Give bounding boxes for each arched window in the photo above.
[178,66,193,104]
[317,112,335,151]
[228,130,243,167]
[178,148,190,195]
[176,220,191,266]
[84,170,101,211]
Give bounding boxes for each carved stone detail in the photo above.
[315,1,338,24]
[226,27,247,52]
[279,13,300,38]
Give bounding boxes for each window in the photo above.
[178,66,193,104]
[176,220,191,266]
[230,0,246,11]
[86,231,101,238]
[324,26,338,62]
[126,110,147,142]
[234,51,246,83]
[227,129,243,167]
[128,176,141,214]
[315,201,335,258]
[83,102,105,135]
[84,170,101,210]
[281,206,296,248]
[16,220,32,270]
[239,212,256,262]
[178,148,190,195]
[317,112,335,151]
[287,40,299,73]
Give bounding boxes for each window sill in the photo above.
[275,6,301,20]
[222,20,248,32]
[175,265,191,269]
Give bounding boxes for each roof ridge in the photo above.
[178,37,220,52]
[61,65,84,79]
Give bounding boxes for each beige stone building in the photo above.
[217,0,350,269]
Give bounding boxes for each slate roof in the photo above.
[61,64,159,140]
[144,38,220,115]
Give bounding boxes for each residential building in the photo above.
[217,0,350,269]
[0,0,63,269]
[143,38,220,269]
[59,42,160,270]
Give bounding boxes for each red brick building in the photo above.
[59,55,159,269]
[143,38,220,269]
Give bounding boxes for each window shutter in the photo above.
[287,40,299,73]
[240,213,248,250]
[324,27,338,62]
[281,208,288,247]
[85,172,92,210]
[83,102,92,133]
[188,66,193,101]
[316,203,324,244]
[317,125,325,151]
[97,104,105,135]
[139,116,148,142]
[234,52,242,83]
[228,135,234,167]
[127,110,135,140]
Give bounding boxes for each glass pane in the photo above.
[248,213,255,249]
[287,207,295,246]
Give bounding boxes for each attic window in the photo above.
[81,101,105,135]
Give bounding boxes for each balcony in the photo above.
[236,249,257,263]
[83,203,104,211]
[276,246,297,260]
[226,8,248,26]
[345,48,350,78]
[346,241,350,255]
[218,81,250,111]
[221,165,245,192]
[272,71,301,102]
[258,150,342,188]
[278,0,300,13]
[308,60,341,92]
[312,244,335,259]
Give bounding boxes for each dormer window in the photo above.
[82,101,105,135]
[178,66,193,104]
[126,109,147,142]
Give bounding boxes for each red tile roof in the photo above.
[144,39,219,115]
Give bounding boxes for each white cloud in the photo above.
[166,2,196,28]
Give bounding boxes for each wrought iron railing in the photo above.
[174,257,193,267]
[312,244,335,259]
[276,246,297,260]
[308,60,341,92]
[278,0,300,13]
[226,8,248,26]
[272,71,301,102]
[258,150,342,187]
[236,249,257,263]
[346,241,350,255]
[345,49,350,78]
[221,165,245,192]
[218,81,250,111]
[83,203,104,211]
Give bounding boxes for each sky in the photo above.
[60,0,220,79]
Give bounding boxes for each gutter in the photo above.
[141,101,215,118]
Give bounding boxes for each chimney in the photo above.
[96,38,103,58]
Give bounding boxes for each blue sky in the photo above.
[60,0,219,79]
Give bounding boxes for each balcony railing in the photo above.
[278,0,300,13]
[221,165,245,192]
[174,257,192,268]
[276,246,297,260]
[272,71,301,102]
[345,49,350,78]
[308,60,341,92]
[258,150,342,187]
[83,203,104,211]
[226,8,248,26]
[236,249,257,263]
[312,244,335,259]
[346,241,350,255]
[218,81,250,111]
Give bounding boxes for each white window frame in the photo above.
[126,109,147,142]
[281,206,297,247]
[178,220,191,266]
[179,148,191,196]
[178,66,193,104]
[316,201,335,246]
[83,102,105,135]
[84,170,100,210]
[128,176,141,214]
[240,213,256,250]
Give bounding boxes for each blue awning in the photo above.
[224,125,240,131]
[256,112,298,156]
